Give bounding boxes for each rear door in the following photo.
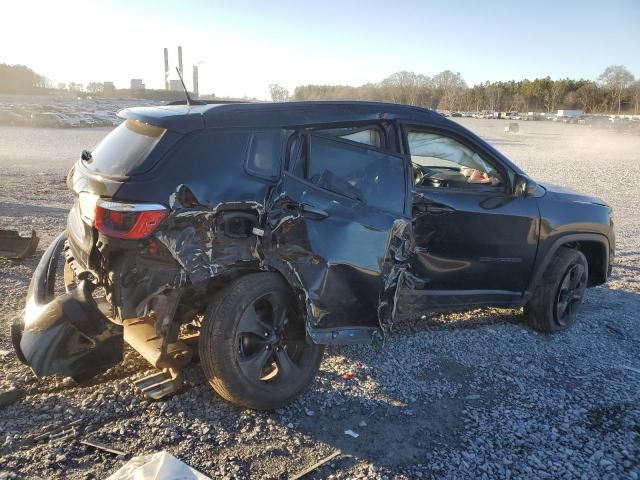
[267,133,412,343]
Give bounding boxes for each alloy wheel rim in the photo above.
[235,291,311,385]
[555,263,587,326]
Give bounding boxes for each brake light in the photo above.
[95,199,167,240]
[78,192,99,224]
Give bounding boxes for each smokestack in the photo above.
[163,48,169,90]
[178,46,183,78]
[192,65,199,98]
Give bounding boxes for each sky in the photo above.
[1,0,639,100]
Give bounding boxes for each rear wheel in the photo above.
[525,247,588,332]
[199,272,324,410]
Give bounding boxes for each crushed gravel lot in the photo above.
[0,119,639,479]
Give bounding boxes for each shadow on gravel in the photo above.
[3,285,639,477]
[614,264,640,273]
[0,201,69,218]
[294,394,465,468]
[395,308,524,335]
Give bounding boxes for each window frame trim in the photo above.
[311,123,387,150]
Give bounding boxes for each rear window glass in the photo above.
[88,119,166,176]
[245,131,282,179]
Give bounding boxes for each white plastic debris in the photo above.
[344,429,359,438]
[106,451,211,480]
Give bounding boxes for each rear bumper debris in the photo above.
[14,232,123,380]
[0,229,39,259]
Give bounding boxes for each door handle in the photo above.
[425,204,455,215]
[301,203,329,219]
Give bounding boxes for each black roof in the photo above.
[119,101,444,134]
[117,100,526,175]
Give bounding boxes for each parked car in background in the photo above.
[30,112,65,127]
[0,108,27,125]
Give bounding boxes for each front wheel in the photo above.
[525,247,588,332]
[199,272,324,410]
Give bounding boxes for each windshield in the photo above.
[88,119,166,176]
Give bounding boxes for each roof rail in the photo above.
[166,99,252,106]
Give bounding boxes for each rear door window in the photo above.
[245,131,282,179]
[88,119,171,176]
[301,135,406,215]
[315,126,383,148]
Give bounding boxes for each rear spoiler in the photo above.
[117,106,206,134]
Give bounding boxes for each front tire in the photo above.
[525,247,588,332]
[199,272,324,410]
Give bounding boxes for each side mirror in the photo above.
[514,174,537,197]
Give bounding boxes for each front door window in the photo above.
[408,131,503,189]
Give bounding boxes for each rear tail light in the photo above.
[78,192,100,224]
[95,199,167,240]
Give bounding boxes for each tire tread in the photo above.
[525,247,588,333]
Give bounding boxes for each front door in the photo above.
[266,133,412,343]
[405,127,540,308]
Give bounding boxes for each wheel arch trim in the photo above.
[524,233,610,302]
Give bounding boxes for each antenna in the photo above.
[175,67,194,106]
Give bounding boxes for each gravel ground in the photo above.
[0,120,639,480]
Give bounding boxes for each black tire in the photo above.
[10,316,27,364]
[199,272,324,410]
[525,247,588,332]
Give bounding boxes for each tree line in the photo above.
[2,62,638,114]
[0,64,194,101]
[272,65,640,114]
[0,64,51,94]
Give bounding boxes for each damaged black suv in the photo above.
[13,101,614,409]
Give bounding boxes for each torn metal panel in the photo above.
[155,185,265,285]
[378,218,415,334]
[110,255,183,320]
[264,173,414,342]
[119,182,414,347]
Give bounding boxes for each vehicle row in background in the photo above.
[439,109,640,134]
[0,97,157,128]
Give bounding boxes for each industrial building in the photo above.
[163,46,199,97]
[169,79,183,92]
[130,79,145,90]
